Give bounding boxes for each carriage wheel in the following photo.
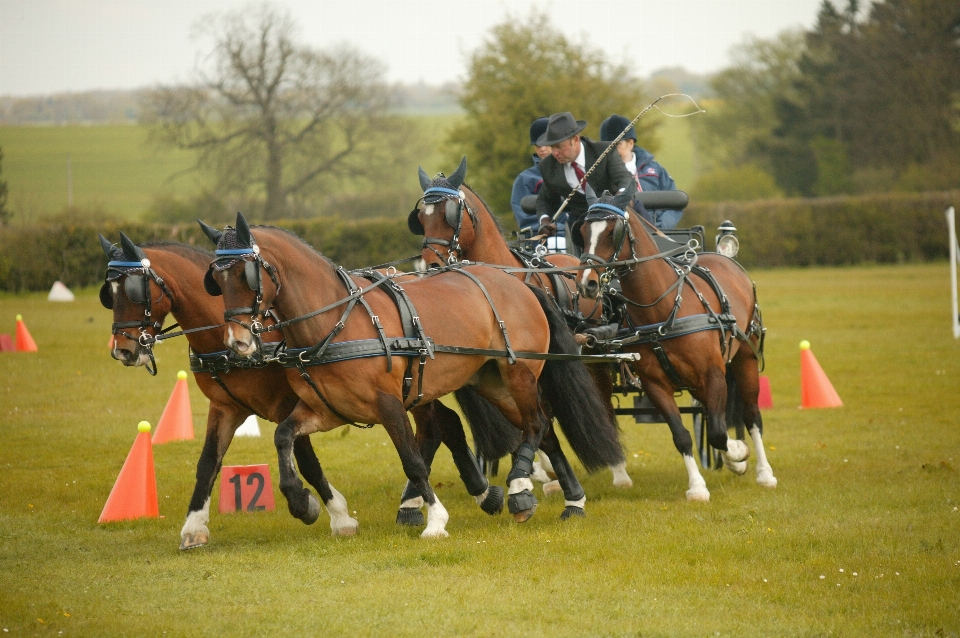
[691,399,722,470]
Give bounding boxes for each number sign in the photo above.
[218,464,275,513]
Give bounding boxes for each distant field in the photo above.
[0,114,697,221]
[0,124,201,220]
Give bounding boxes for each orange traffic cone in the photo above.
[98,421,159,523]
[800,341,842,408]
[758,375,773,409]
[153,371,195,444]
[14,315,37,352]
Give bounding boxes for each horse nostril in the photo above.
[584,280,599,298]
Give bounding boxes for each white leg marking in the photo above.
[683,455,710,502]
[610,461,633,488]
[564,496,586,509]
[181,498,210,536]
[508,477,534,495]
[542,479,562,496]
[399,496,424,510]
[530,459,550,483]
[536,450,555,475]
[473,488,489,506]
[721,438,750,474]
[750,426,778,488]
[421,498,449,538]
[326,484,359,536]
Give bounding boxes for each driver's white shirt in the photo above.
[562,144,587,193]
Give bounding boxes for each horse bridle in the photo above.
[100,257,175,376]
[206,245,282,356]
[577,202,637,285]
[410,186,477,265]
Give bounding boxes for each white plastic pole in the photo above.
[946,206,960,339]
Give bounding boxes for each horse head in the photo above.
[575,194,635,299]
[408,157,483,267]
[99,232,174,373]
[200,212,280,359]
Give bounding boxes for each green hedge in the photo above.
[684,190,958,267]
[0,217,422,292]
[1,190,957,291]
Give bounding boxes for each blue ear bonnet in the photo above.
[587,202,626,218]
[423,186,461,204]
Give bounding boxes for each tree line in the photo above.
[130,1,960,222]
[693,0,960,200]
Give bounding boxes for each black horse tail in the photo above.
[454,387,522,460]
[725,365,746,439]
[530,285,625,472]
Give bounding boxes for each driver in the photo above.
[534,112,636,256]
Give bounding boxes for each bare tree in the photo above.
[142,3,398,219]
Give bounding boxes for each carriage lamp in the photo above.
[715,220,739,258]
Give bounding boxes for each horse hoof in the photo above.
[333,518,359,537]
[512,506,537,523]
[396,508,425,527]
[420,527,449,539]
[686,486,710,502]
[560,506,585,520]
[612,476,633,489]
[725,460,748,476]
[179,531,209,550]
[479,486,504,515]
[757,472,778,488]
[302,493,321,525]
[508,490,537,522]
[542,480,562,496]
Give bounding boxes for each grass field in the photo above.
[0,114,696,223]
[1,263,958,636]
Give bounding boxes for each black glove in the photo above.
[538,222,557,237]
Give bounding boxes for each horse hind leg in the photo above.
[293,435,358,536]
[704,365,749,475]
[732,359,778,488]
[645,382,710,502]
[538,427,587,519]
[377,392,449,538]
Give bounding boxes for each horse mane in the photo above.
[246,225,337,268]
[462,183,504,234]
[141,241,213,269]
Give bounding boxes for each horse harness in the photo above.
[578,202,765,390]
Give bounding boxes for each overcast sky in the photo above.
[0,0,824,97]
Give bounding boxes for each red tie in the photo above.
[573,162,585,187]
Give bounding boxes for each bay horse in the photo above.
[98,233,507,546]
[202,212,623,536]
[576,195,777,500]
[407,159,634,489]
